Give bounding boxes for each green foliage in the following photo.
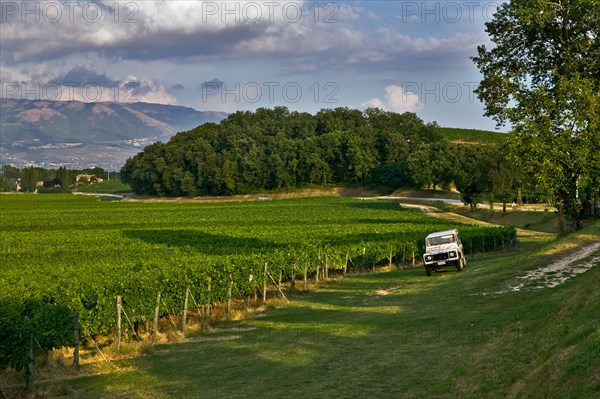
[0,300,29,370]
[1,165,20,180]
[0,299,71,371]
[472,0,600,232]
[454,146,486,209]
[120,108,523,200]
[1,165,113,193]
[20,167,41,192]
[120,108,450,195]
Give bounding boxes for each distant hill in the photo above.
[0,100,506,169]
[436,127,507,145]
[0,99,228,169]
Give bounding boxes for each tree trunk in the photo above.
[557,201,565,236]
[517,187,523,206]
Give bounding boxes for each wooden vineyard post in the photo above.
[303,259,308,290]
[263,262,268,302]
[324,251,328,280]
[189,291,203,325]
[372,254,376,272]
[73,312,80,369]
[290,265,296,295]
[316,249,320,283]
[27,327,34,394]
[248,274,254,306]
[389,249,393,268]
[116,295,122,351]
[205,277,212,320]
[412,251,415,267]
[227,273,233,319]
[344,251,349,276]
[153,291,161,343]
[267,271,289,302]
[278,269,282,288]
[181,285,190,333]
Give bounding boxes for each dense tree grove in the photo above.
[121,107,467,196]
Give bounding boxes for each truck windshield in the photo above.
[427,235,455,246]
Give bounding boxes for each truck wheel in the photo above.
[456,259,464,272]
[426,266,433,276]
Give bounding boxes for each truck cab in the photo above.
[423,229,466,276]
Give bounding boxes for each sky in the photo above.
[0,0,507,131]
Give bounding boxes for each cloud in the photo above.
[362,85,425,113]
[52,66,117,87]
[0,0,478,74]
[199,78,224,91]
[0,1,312,64]
[2,66,177,104]
[0,71,12,82]
[168,84,185,93]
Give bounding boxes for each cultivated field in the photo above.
[5,195,598,399]
[0,195,514,336]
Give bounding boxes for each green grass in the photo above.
[407,197,559,234]
[75,179,132,194]
[34,222,600,399]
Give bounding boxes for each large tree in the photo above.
[473,0,600,234]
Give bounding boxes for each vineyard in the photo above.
[0,194,516,372]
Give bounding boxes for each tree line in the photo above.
[120,107,525,210]
[0,165,115,193]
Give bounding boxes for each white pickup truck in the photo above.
[423,229,466,276]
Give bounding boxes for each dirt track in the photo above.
[507,241,600,291]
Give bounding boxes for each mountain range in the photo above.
[0,99,228,169]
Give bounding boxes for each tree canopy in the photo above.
[120,107,453,196]
[472,0,600,233]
